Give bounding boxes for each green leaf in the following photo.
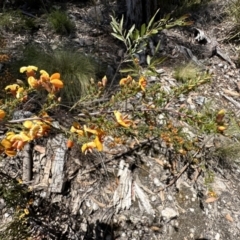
[111,33,125,42]
[147,9,160,30]
[140,23,146,37]
[119,68,136,73]
[126,24,135,39]
[131,29,139,41]
[146,55,151,65]
[154,40,161,55]
[150,29,158,35]
[120,15,124,32]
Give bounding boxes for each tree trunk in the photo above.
[124,0,158,28]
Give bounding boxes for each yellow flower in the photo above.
[1,138,12,149]
[5,149,17,157]
[1,138,17,156]
[81,141,96,154]
[94,136,103,151]
[20,66,38,77]
[23,119,50,139]
[28,76,39,88]
[8,132,30,150]
[24,208,29,215]
[20,65,38,73]
[114,110,133,128]
[5,84,20,96]
[81,136,103,154]
[138,76,147,91]
[217,109,226,116]
[16,87,25,99]
[119,75,133,86]
[40,70,50,82]
[84,125,105,138]
[0,109,6,120]
[70,122,84,136]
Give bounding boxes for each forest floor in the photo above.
[0,0,240,239]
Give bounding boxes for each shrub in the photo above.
[12,45,96,105]
[48,10,75,35]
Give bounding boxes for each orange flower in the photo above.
[114,110,133,128]
[0,109,6,120]
[50,73,63,89]
[39,71,63,92]
[50,79,64,89]
[67,139,74,149]
[138,76,147,91]
[119,75,133,86]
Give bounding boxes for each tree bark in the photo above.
[124,0,158,28]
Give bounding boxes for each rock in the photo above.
[161,207,179,221]
[212,177,227,195]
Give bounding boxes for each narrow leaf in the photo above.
[119,68,136,73]
[120,15,124,32]
[147,9,160,30]
[126,24,135,39]
[140,23,146,37]
[146,55,151,65]
[111,33,125,42]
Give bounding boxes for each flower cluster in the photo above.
[21,66,64,94]
[4,66,63,100]
[68,122,105,154]
[119,75,147,91]
[0,114,51,156]
[68,75,141,153]
[0,65,62,157]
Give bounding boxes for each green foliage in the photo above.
[0,10,38,33]
[13,45,96,104]
[110,10,192,76]
[0,175,31,239]
[157,0,211,18]
[111,10,192,56]
[173,63,201,83]
[227,0,240,41]
[48,10,75,35]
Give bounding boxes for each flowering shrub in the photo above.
[0,65,63,156]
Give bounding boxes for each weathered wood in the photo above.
[48,134,68,193]
[22,143,33,183]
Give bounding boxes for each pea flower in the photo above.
[119,75,133,86]
[114,111,133,128]
[138,76,147,91]
[20,66,38,77]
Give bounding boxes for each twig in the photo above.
[156,162,190,192]
[8,116,53,123]
[221,93,240,109]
